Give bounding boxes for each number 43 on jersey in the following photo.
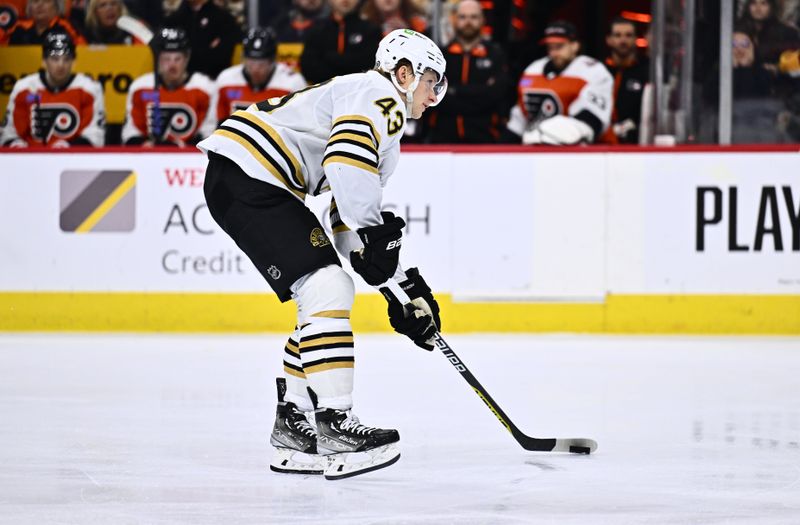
[374,97,403,136]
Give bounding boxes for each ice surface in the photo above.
[1,334,799,524]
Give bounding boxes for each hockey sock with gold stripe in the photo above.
[298,314,354,410]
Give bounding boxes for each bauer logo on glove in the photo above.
[349,211,406,286]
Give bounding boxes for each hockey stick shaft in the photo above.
[428,331,557,451]
[383,279,597,454]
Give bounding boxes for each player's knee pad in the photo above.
[291,264,355,325]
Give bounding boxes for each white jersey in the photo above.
[198,70,406,231]
[507,55,613,141]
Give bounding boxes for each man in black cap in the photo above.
[215,27,307,122]
[505,20,615,145]
[1,31,104,147]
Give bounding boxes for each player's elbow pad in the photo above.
[522,115,595,145]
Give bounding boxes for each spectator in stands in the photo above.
[604,16,649,144]
[732,29,774,97]
[1,32,104,147]
[360,0,427,37]
[215,27,306,121]
[224,0,246,31]
[269,0,326,70]
[122,27,216,146]
[84,0,146,44]
[737,0,800,69]
[3,0,86,45]
[299,0,382,84]
[504,20,615,145]
[164,0,241,79]
[271,0,325,43]
[700,26,785,142]
[427,0,507,143]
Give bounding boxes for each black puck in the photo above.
[569,445,591,454]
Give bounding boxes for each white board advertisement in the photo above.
[607,152,800,294]
[1,150,798,298]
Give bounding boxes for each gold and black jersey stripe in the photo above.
[284,338,300,358]
[283,338,305,378]
[298,330,355,374]
[323,115,381,175]
[303,356,355,374]
[298,330,354,353]
[329,198,350,234]
[214,110,306,198]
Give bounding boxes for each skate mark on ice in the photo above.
[524,459,558,471]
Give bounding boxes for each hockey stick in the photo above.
[116,15,154,44]
[384,280,597,454]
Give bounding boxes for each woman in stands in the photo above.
[737,0,800,69]
[84,0,146,44]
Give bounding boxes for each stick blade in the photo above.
[515,434,598,454]
[554,438,598,454]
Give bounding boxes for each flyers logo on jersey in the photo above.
[31,103,80,142]
[0,5,18,30]
[522,89,563,120]
[146,102,197,140]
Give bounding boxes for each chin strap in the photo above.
[389,73,419,116]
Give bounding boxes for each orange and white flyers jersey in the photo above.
[215,62,307,122]
[1,71,104,146]
[122,72,217,144]
[507,55,613,141]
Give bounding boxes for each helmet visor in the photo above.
[430,75,448,106]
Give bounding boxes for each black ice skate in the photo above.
[269,378,325,475]
[315,408,401,480]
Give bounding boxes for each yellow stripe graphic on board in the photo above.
[75,172,137,233]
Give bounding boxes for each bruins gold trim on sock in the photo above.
[283,363,306,378]
[304,358,355,374]
[310,310,351,319]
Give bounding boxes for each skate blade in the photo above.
[270,447,325,475]
[323,444,401,480]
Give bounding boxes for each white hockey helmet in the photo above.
[375,29,448,108]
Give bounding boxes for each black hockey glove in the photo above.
[380,268,441,351]
[349,211,405,286]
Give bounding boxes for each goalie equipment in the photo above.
[269,378,325,475]
[522,115,595,145]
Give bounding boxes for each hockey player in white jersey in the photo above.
[197,29,447,480]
